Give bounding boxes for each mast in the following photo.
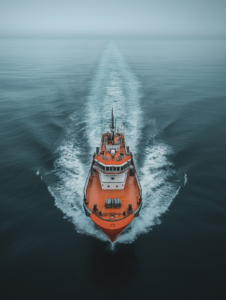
[111,107,114,129]
[110,108,115,139]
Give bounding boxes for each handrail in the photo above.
[116,156,124,161]
[93,212,127,222]
[135,172,142,197]
[83,169,91,196]
[94,164,130,174]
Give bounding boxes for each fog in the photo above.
[0,0,226,38]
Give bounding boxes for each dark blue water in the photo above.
[1,39,226,299]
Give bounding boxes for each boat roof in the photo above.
[95,131,131,165]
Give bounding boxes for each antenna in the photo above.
[122,121,126,146]
[109,108,116,140]
[112,108,114,129]
[110,108,116,133]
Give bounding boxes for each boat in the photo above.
[83,109,142,242]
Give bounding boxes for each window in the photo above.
[106,167,109,171]
[117,167,120,171]
[113,167,116,171]
[110,167,112,171]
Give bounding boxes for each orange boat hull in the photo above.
[84,109,142,243]
[90,214,134,242]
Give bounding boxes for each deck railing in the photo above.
[93,164,130,174]
[83,169,91,196]
[135,172,142,197]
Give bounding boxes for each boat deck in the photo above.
[85,170,141,221]
[94,132,132,164]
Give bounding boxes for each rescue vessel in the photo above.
[83,109,142,242]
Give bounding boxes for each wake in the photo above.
[48,42,181,243]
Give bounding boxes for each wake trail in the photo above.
[184,173,188,186]
[48,42,182,243]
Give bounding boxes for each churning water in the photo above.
[47,42,182,243]
[1,39,226,299]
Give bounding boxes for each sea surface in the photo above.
[1,39,226,299]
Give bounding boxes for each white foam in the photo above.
[116,142,180,244]
[36,169,40,175]
[85,42,142,154]
[48,42,181,243]
[184,173,188,186]
[48,131,109,241]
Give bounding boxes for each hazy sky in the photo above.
[1,0,226,38]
